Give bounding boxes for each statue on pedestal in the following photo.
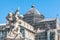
[6,8,23,40]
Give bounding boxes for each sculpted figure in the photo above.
[6,9,23,40]
[6,12,13,22]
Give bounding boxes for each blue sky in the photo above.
[0,0,60,23]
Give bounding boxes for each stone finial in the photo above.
[31,4,35,8]
[15,7,20,15]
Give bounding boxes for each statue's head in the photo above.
[6,12,16,23]
[6,8,20,24]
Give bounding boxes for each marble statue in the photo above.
[6,8,23,40]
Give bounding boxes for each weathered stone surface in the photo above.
[4,38,22,40]
[6,9,23,40]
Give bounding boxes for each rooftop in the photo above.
[0,23,6,26]
[38,18,57,22]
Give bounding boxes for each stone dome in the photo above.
[27,5,41,15]
[23,5,45,30]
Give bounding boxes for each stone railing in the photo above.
[18,19,35,33]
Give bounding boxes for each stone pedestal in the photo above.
[4,38,22,40]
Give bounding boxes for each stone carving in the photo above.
[6,8,23,40]
[6,12,16,24]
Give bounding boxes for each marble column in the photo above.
[47,30,50,40]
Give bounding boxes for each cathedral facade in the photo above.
[23,5,60,40]
[0,5,60,40]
